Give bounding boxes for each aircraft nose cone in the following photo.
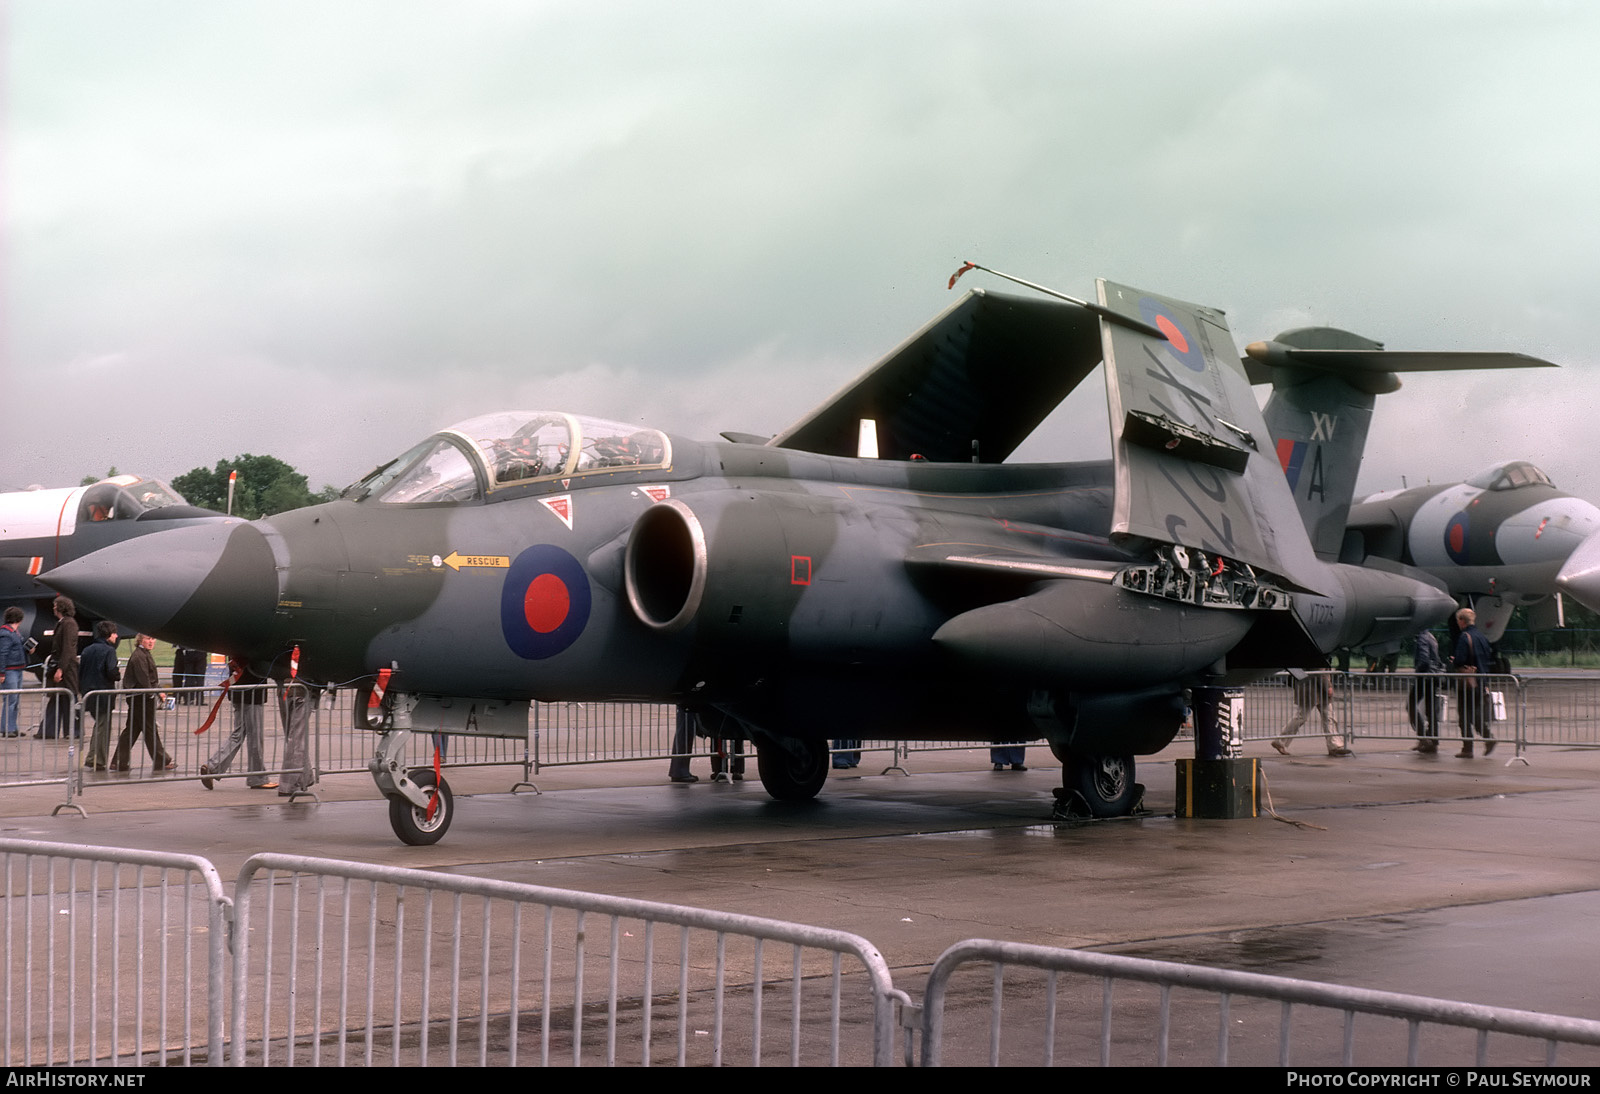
[1418,583,1460,631]
[1557,529,1600,613]
[43,521,281,656]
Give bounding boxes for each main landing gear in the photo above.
[1052,752,1142,820]
[754,736,829,802]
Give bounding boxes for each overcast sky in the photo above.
[6,0,1598,503]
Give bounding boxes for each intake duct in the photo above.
[624,499,707,632]
[622,491,804,650]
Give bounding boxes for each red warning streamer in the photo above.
[367,667,391,727]
[193,662,244,735]
[427,742,442,822]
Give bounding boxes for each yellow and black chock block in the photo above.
[1175,757,1260,819]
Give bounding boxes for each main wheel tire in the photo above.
[389,768,453,845]
[1064,753,1137,818]
[755,737,829,802]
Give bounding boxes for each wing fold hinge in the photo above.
[1115,545,1292,611]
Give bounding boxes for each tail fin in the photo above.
[1253,328,1554,562]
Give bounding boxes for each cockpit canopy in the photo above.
[350,412,673,505]
[78,476,188,523]
[1465,460,1555,492]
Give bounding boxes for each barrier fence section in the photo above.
[11,839,1600,1067]
[1513,673,1600,750]
[20,670,1600,811]
[228,853,906,1067]
[531,701,674,768]
[0,687,84,801]
[1237,671,1529,755]
[0,838,229,1067]
[919,939,1600,1067]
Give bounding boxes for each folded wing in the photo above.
[1097,280,1328,596]
[769,289,1103,463]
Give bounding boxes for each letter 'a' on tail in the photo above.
[1250,331,1557,561]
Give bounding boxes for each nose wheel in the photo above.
[388,767,453,845]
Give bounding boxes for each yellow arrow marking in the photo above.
[441,552,510,571]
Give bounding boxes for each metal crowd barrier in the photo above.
[918,939,1600,1067]
[1512,672,1600,750]
[0,838,229,1067]
[228,853,904,1067]
[1239,670,1526,757]
[18,668,1600,812]
[10,838,1600,1067]
[0,687,80,805]
[1,841,902,1068]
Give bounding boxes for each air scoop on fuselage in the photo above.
[42,520,282,659]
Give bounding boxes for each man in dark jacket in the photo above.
[41,596,79,739]
[1408,629,1447,753]
[113,634,173,771]
[1451,607,1495,758]
[0,606,25,738]
[78,620,120,769]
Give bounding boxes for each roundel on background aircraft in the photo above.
[1138,298,1206,372]
[1444,511,1473,566]
[500,544,592,659]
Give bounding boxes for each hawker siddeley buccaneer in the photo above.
[1248,328,1593,642]
[45,271,1456,844]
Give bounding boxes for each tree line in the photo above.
[81,456,339,520]
[171,455,340,519]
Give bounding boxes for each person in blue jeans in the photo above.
[0,607,25,738]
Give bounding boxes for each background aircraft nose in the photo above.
[43,522,281,656]
[1556,528,1600,613]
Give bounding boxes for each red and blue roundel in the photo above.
[1138,298,1206,372]
[1444,511,1472,565]
[500,544,592,660]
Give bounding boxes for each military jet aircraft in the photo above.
[0,475,225,657]
[1245,331,1594,641]
[45,277,1455,844]
[1343,464,1600,640]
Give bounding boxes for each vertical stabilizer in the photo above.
[1256,328,1384,562]
[1251,328,1556,563]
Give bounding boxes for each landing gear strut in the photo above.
[370,725,455,845]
